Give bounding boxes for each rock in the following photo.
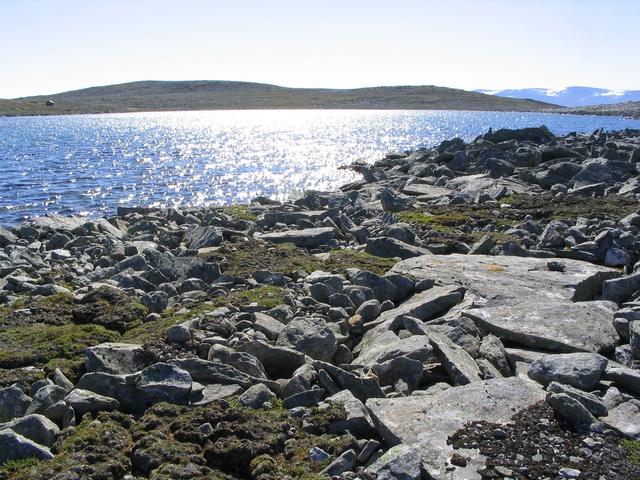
[135,362,192,404]
[85,342,150,375]
[313,360,384,402]
[372,356,424,392]
[355,285,465,357]
[0,226,18,247]
[527,353,608,390]
[604,366,640,395]
[429,331,482,385]
[365,444,423,480]
[468,235,496,255]
[546,382,607,416]
[0,429,53,463]
[0,386,32,422]
[601,400,640,440]
[348,270,398,303]
[326,389,376,437]
[207,345,267,379]
[237,341,306,379]
[257,227,334,248]
[184,226,223,250]
[141,290,169,313]
[365,237,431,259]
[276,316,337,362]
[547,392,596,428]
[191,384,243,405]
[605,247,631,268]
[26,385,67,416]
[0,414,59,447]
[283,388,325,409]
[169,358,259,388]
[356,299,382,322]
[630,321,640,359]
[466,301,619,354]
[356,330,433,366]
[366,378,545,479]
[252,312,285,340]
[238,384,275,408]
[479,334,511,376]
[379,187,414,212]
[64,388,120,416]
[51,368,74,391]
[166,324,192,343]
[320,448,356,476]
[602,271,640,304]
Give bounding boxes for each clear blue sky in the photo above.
[1,0,638,98]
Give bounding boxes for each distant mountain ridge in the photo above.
[0,80,556,116]
[476,86,640,107]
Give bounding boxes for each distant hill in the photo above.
[555,101,640,120]
[0,81,556,116]
[477,86,640,107]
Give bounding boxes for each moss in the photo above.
[397,211,470,233]
[324,249,396,275]
[43,357,86,384]
[7,412,133,480]
[0,368,45,389]
[202,239,322,277]
[219,205,258,222]
[0,323,119,369]
[228,286,284,309]
[72,286,148,333]
[623,439,640,465]
[0,457,42,476]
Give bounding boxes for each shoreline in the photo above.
[1,125,640,477]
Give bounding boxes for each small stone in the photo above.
[309,446,330,462]
[450,452,467,467]
[559,467,581,478]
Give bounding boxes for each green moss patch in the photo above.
[218,205,259,222]
[324,249,396,275]
[228,286,284,309]
[0,323,119,369]
[623,439,640,466]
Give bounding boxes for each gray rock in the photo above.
[366,378,545,479]
[184,226,223,250]
[365,237,431,259]
[0,414,59,447]
[252,312,285,340]
[479,334,511,376]
[313,360,385,402]
[237,341,305,379]
[528,353,608,390]
[379,187,415,212]
[348,270,398,303]
[365,444,423,480]
[166,324,192,343]
[371,356,424,391]
[356,330,433,366]
[141,290,169,313]
[320,448,356,476]
[466,301,619,354]
[547,392,596,428]
[26,385,67,416]
[257,227,335,248]
[604,366,640,395]
[356,299,382,322]
[630,321,640,359]
[85,342,150,375]
[191,384,243,406]
[547,382,608,416]
[0,429,53,463]
[77,372,139,411]
[429,331,482,385]
[51,368,74,391]
[283,388,325,409]
[602,271,640,304]
[207,345,267,379]
[238,384,275,408]
[0,386,32,422]
[0,226,18,247]
[169,358,256,388]
[601,400,640,440]
[64,388,120,416]
[326,389,376,437]
[135,362,192,404]
[468,235,496,255]
[276,316,337,362]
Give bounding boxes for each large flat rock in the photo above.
[465,301,619,353]
[401,183,453,199]
[257,227,335,248]
[392,255,620,353]
[366,378,545,479]
[392,254,619,306]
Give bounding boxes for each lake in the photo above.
[2,109,640,225]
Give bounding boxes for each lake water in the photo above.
[2,109,640,225]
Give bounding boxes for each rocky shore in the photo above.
[1,126,640,479]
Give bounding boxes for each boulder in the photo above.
[365,237,431,259]
[528,353,608,390]
[0,386,32,422]
[604,366,640,395]
[276,317,337,362]
[257,227,334,248]
[135,362,192,404]
[326,389,376,437]
[547,392,596,428]
[237,341,305,379]
[64,388,120,416]
[429,331,482,385]
[238,384,276,409]
[85,342,150,374]
[601,400,640,440]
[366,378,545,479]
[0,429,53,463]
[184,226,223,250]
[0,414,59,447]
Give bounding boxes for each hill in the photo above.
[0,81,556,116]
[476,86,640,107]
[553,101,640,119]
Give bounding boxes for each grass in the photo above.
[324,249,396,275]
[623,439,640,465]
[0,323,119,369]
[219,205,258,222]
[228,285,284,309]
[396,211,470,234]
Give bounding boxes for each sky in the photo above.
[1,0,639,98]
